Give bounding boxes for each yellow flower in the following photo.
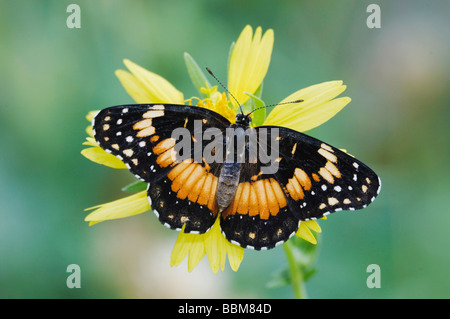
[82,24,350,273]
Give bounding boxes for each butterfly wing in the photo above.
[220,125,381,250]
[93,104,230,233]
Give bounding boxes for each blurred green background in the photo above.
[1,0,449,298]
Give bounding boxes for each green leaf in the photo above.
[303,268,318,282]
[184,52,210,98]
[121,180,147,193]
[266,268,290,288]
[253,80,264,99]
[266,265,317,289]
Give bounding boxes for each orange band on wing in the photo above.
[167,160,218,214]
[249,184,259,217]
[177,164,205,199]
[254,180,269,219]
[223,178,288,220]
[171,162,197,193]
[269,178,287,208]
[263,179,279,216]
[236,182,250,215]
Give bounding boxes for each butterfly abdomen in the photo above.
[216,162,241,212]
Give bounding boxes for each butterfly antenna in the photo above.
[205,67,244,114]
[246,99,304,116]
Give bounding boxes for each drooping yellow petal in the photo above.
[204,218,226,273]
[170,227,192,267]
[170,215,244,273]
[117,59,184,104]
[81,147,127,169]
[302,220,322,233]
[296,222,317,245]
[225,240,245,272]
[85,190,150,224]
[187,238,206,272]
[263,81,351,132]
[228,25,274,108]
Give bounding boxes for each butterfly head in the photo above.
[235,113,252,127]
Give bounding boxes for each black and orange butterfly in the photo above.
[92,100,381,250]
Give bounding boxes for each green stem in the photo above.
[283,241,307,299]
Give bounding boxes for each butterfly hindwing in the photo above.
[147,176,217,233]
[220,161,300,250]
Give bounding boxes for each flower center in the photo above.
[185,87,236,124]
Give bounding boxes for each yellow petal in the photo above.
[170,215,245,273]
[302,220,322,233]
[86,110,99,122]
[81,147,127,169]
[120,59,184,104]
[187,238,206,272]
[85,125,94,138]
[263,81,351,132]
[228,25,274,108]
[85,111,98,138]
[85,190,150,223]
[204,218,226,273]
[225,240,245,272]
[170,227,192,267]
[115,69,156,103]
[82,137,98,147]
[296,222,317,245]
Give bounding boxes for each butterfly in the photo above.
[92,102,381,250]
